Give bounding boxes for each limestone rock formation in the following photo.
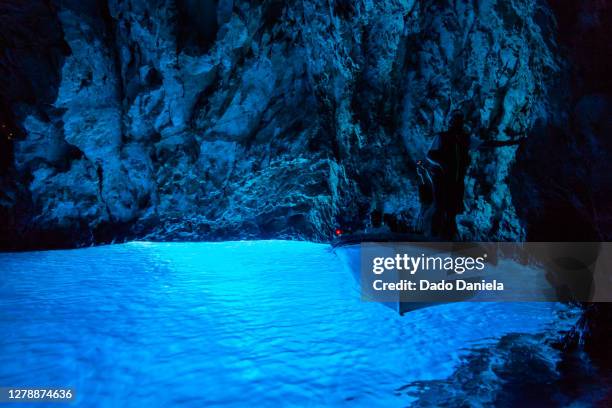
[0,0,609,248]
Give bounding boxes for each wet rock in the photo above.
[402,309,610,408]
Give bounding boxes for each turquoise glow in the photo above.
[0,241,573,407]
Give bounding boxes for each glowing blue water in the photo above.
[0,241,573,407]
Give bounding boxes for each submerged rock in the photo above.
[402,306,611,407]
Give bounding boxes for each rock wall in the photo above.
[0,0,609,249]
[511,0,612,241]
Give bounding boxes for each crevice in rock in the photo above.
[175,0,219,55]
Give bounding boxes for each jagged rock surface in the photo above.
[0,0,609,248]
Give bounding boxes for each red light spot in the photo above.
[335,229,342,236]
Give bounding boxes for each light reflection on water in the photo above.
[0,241,574,407]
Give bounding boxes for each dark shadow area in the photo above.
[0,1,70,169]
[175,0,218,54]
[400,330,612,407]
[510,0,611,241]
[0,0,70,249]
[509,121,601,242]
[510,0,612,392]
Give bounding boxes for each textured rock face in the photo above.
[0,0,610,248]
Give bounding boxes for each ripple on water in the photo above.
[0,241,576,407]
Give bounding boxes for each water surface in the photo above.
[0,241,574,407]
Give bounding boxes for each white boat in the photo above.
[332,233,558,314]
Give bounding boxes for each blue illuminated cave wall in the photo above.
[0,0,610,249]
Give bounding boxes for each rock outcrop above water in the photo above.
[0,0,610,249]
